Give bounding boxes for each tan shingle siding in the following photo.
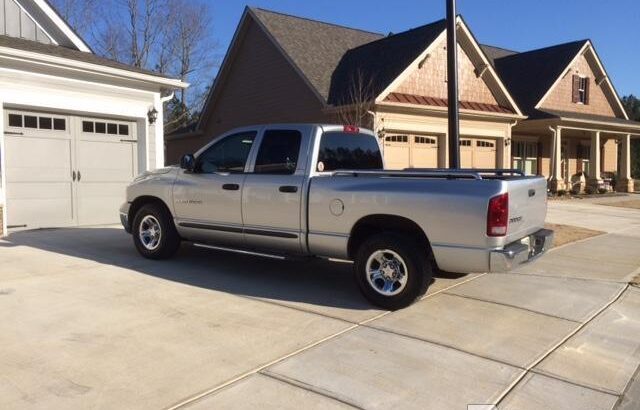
[396,40,499,106]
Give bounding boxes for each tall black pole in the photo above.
[446,0,460,169]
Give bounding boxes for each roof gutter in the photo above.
[0,46,189,89]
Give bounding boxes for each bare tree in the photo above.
[334,69,376,128]
[49,0,218,132]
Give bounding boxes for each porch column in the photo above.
[587,131,602,190]
[549,126,565,191]
[617,134,634,192]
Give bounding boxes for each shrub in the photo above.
[556,189,567,196]
[598,188,608,194]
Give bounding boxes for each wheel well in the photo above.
[347,215,434,262]
[128,196,172,224]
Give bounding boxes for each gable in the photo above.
[394,37,499,106]
[200,16,327,138]
[539,49,624,118]
[0,0,53,44]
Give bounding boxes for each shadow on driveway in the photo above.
[1,227,467,313]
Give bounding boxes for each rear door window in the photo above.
[254,130,302,175]
[317,132,383,171]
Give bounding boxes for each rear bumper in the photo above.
[490,228,554,272]
[119,202,131,233]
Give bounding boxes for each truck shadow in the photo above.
[1,227,467,311]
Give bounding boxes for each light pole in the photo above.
[446,0,460,169]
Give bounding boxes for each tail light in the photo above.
[487,193,509,237]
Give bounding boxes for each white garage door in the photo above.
[4,110,137,230]
[460,138,497,169]
[384,134,439,170]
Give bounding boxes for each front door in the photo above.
[242,128,305,254]
[173,131,257,247]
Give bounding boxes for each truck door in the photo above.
[173,131,257,247]
[242,128,308,254]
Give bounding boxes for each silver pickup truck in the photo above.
[120,124,553,309]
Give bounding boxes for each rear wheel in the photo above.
[132,203,181,259]
[354,233,431,310]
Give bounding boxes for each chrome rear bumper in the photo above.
[490,228,554,272]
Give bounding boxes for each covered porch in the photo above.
[512,111,640,193]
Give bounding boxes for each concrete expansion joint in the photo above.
[164,273,488,410]
[493,283,630,407]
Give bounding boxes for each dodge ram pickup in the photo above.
[120,124,553,309]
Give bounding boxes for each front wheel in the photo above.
[354,233,432,310]
[132,203,181,259]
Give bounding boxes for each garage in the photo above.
[0,2,187,236]
[460,138,497,169]
[383,134,439,169]
[4,110,137,229]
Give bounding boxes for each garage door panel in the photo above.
[6,182,74,228]
[460,138,497,169]
[5,136,72,183]
[384,145,410,170]
[77,182,129,225]
[76,140,136,182]
[411,136,438,168]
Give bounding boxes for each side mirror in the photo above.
[180,154,195,172]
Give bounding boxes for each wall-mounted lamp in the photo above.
[505,138,511,147]
[147,107,159,124]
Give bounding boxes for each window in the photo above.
[196,132,256,174]
[8,114,22,127]
[119,124,129,135]
[317,132,383,171]
[53,118,66,131]
[95,122,106,134]
[107,123,118,135]
[24,115,38,128]
[8,113,65,131]
[39,117,52,130]
[414,136,436,144]
[83,120,128,135]
[254,130,302,175]
[83,121,94,133]
[512,141,539,176]
[476,140,495,148]
[385,135,408,143]
[460,139,472,147]
[577,143,591,175]
[572,75,590,104]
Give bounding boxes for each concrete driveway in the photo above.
[1,198,639,409]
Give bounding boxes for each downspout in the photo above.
[160,92,175,104]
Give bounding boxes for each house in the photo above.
[0,0,187,236]
[486,41,639,193]
[165,7,638,193]
[166,7,524,171]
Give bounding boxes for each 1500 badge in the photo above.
[510,216,523,223]
[177,199,203,205]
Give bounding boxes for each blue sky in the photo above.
[207,0,639,96]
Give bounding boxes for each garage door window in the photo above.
[83,121,130,136]
[385,135,408,143]
[415,136,436,144]
[7,113,66,131]
[460,139,472,146]
[477,141,495,148]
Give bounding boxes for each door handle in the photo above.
[72,170,76,181]
[222,183,240,191]
[77,171,81,182]
[528,189,536,197]
[279,185,298,193]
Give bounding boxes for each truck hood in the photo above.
[133,166,178,182]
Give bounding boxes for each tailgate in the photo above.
[505,177,547,242]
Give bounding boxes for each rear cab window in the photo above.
[317,131,383,171]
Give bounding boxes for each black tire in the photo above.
[354,233,432,310]
[132,203,181,259]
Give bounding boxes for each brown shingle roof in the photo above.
[251,8,383,101]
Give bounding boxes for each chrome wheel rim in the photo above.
[139,215,162,251]
[366,249,408,296]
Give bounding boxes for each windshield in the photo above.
[317,132,383,171]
